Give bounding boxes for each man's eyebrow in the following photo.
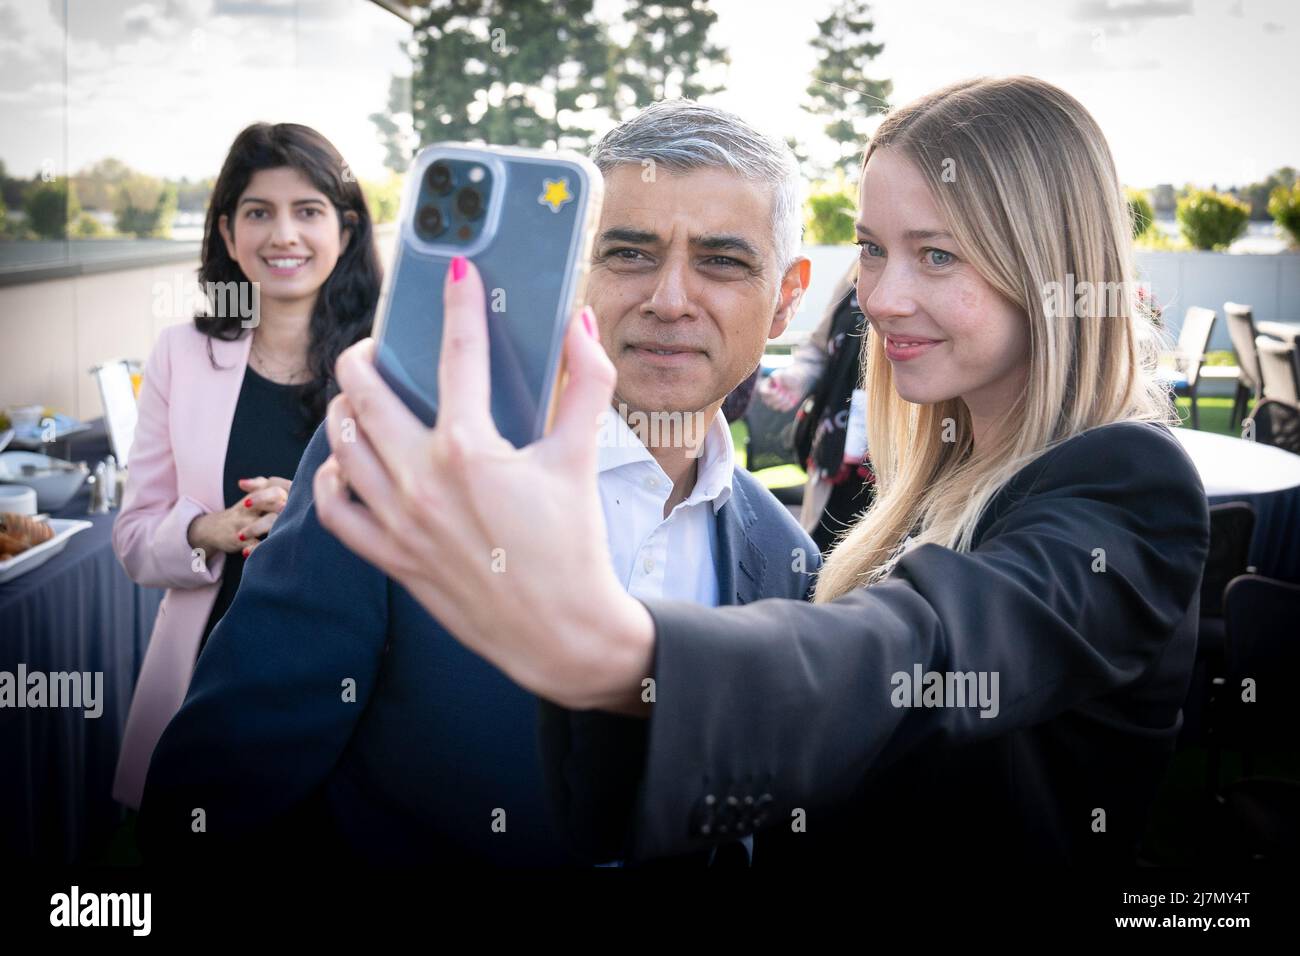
[692,233,762,259]
[855,223,954,242]
[598,226,660,245]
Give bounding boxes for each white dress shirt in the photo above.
[593,406,754,865]
[597,407,733,604]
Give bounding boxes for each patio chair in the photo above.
[1222,303,1262,428]
[1255,336,1300,405]
[1158,306,1216,429]
[1180,503,1255,756]
[1204,574,1300,860]
[1245,398,1300,456]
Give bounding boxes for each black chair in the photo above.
[1224,303,1262,428]
[1200,503,1257,619]
[1246,398,1300,456]
[1206,573,1300,860]
[1181,503,1255,752]
[1256,336,1300,405]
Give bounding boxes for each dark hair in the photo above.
[194,122,381,428]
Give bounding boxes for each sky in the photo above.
[0,0,1295,189]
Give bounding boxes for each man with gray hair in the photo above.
[139,99,819,868]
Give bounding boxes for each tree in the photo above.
[72,211,106,238]
[173,176,216,213]
[115,174,177,238]
[25,180,79,240]
[370,75,416,174]
[1176,188,1249,251]
[1240,166,1298,221]
[804,0,891,175]
[1126,187,1155,240]
[616,0,729,107]
[72,157,133,211]
[805,172,857,245]
[398,0,618,155]
[1268,181,1300,247]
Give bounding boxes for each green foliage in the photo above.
[25,179,79,240]
[370,75,414,174]
[71,157,133,210]
[1176,188,1250,250]
[173,176,215,213]
[380,0,731,167]
[0,158,26,211]
[619,0,728,104]
[1125,187,1155,240]
[1240,166,1297,220]
[361,173,404,224]
[804,0,891,175]
[71,212,107,237]
[1134,226,1184,251]
[805,174,857,245]
[114,174,177,238]
[1268,181,1300,247]
[402,0,618,155]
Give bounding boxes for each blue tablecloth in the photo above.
[1208,485,1300,585]
[0,425,163,863]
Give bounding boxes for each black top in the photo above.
[197,365,317,657]
[541,420,1211,865]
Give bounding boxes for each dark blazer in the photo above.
[541,420,1210,866]
[136,421,819,865]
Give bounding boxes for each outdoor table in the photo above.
[1172,426,1300,583]
[0,421,163,862]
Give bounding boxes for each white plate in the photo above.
[0,518,93,584]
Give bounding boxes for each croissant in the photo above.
[0,512,55,558]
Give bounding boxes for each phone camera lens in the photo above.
[427,162,453,196]
[456,186,484,220]
[416,205,444,235]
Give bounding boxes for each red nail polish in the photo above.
[242,547,250,557]
[238,533,245,541]
[244,498,252,507]
[450,255,467,283]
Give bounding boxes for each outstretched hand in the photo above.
[314,257,655,714]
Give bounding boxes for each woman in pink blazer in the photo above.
[112,123,381,809]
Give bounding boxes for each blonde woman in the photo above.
[314,78,1209,865]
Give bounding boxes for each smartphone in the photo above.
[370,143,603,448]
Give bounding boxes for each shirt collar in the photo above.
[596,406,734,514]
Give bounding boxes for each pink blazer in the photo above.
[112,323,253,809]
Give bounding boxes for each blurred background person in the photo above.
[758,261,875,552]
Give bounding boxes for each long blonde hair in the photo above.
[815,76,1175,602]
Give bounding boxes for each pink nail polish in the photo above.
[450,255,467,283]
[581,306,597,339]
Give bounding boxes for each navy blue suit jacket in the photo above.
[137,421,819,865]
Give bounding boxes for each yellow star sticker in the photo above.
[539,177,573,212]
